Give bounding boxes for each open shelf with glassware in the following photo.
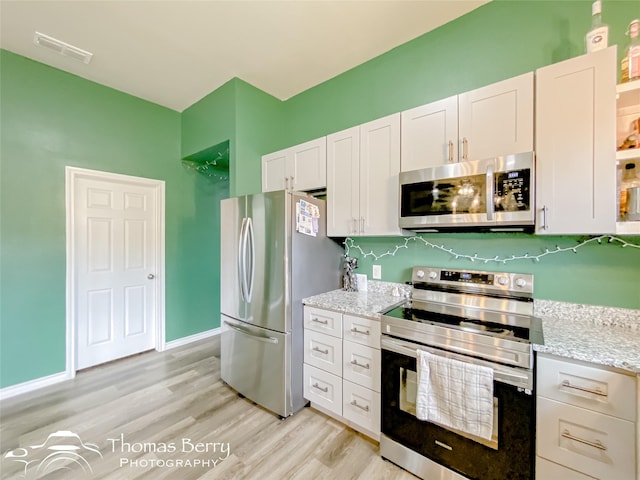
[616,79,640,235]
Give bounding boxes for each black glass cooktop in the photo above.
[384,302,532,341]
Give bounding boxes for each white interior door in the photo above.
[72,171,161,369]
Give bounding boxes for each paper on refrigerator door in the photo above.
[296,199,320,236]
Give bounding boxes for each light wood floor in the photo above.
[0,336,417,480]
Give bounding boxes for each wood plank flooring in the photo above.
[0,336,417,480]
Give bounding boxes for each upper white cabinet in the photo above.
[535,47,616,235]
[400,72,534,171]
[401,96,458,170]
[261,137,327,192]
[327,113,403,236]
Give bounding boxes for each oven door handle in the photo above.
[381,335,533,392]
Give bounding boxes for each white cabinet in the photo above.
[261,137,326,192]
[536,353,637,480]
[401,96,458,170]
[616,79,640,235]
[327,113,402,236]
[400,72,534,171]
[535,47,617,234]
[302,306,382,439]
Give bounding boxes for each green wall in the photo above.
[0,50,220,388]
[264,0,640,309]
[2,0,640,390]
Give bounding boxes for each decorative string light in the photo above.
[344,235,640,264]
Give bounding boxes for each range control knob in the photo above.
[429,271,438,280]
[415,270,425,279]
[496,276,509,286]
[515,278,527,288]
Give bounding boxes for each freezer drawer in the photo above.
[221,315,291,417]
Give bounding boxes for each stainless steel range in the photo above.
[380,266,542,480]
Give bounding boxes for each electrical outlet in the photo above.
[372,265,382,280]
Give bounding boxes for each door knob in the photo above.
[147,274,155,279]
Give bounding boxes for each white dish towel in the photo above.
[416,350,494,441]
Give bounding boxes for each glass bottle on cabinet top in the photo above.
[586,0,609,53]
[616,78,640,233]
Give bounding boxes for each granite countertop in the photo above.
[303,281,409,319]
[533,300,640,375]
[304,283,640,375]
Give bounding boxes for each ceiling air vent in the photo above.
[33,32,93,64]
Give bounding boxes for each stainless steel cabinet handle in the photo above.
[448,140,454,163]
[561,380,607,397]
[224,321,278,344]
[360,217,364,234]
[561,430,607,451]
[350,327,370,336]
[462,137,469,160]
[312,346,329,355]
[290,176,294,189]
[285,176,290,190]
[352,218,357,235]
[147,274,155,279]
[312,383,328,393]
[541,205,549,231]
[312,317,329,325]
[350,400,370,412]
[350,359,370,369]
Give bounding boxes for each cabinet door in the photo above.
[290,137,327,192]
[359,113,403,236]
[327,126,360,236]
[536,47,616,234]
[537,397,635,480]
[401,96,458,170]
[458,72,534,162]
[261,149,288,192]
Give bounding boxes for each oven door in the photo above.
[381,336,534,480]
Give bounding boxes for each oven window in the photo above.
[399,367,499,450]
[401,174,487,217]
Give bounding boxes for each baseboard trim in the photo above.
[163,327,221,351]
[0,371,74,401]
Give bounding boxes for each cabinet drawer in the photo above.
[343,315,380,348]
[537,397,635,480]
[537,354,636,421]
[343,380,380,435]
[304,330,342,376]
[536,457,596,480]
[304,307,342,338]
[303,364,342,416]
[343,341,381,392]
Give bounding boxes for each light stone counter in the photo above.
[302,281,409,320]
[533,300,640,374]
[305,285,640,374]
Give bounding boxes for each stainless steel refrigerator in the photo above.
[220,190,342,418]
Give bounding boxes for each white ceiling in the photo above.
[0,0,489,112]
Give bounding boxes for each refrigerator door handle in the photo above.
[224,321,279,344]
[246,217,255,302]
[238,218,248,302]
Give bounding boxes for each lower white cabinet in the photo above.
[536,353,637,480]
[343,380,381,434]
[303,306,381,439]
[536,457,597,480]
[303,364,342,415]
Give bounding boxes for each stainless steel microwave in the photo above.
[399,152,535,232]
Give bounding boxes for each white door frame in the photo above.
[65,166,166,378]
